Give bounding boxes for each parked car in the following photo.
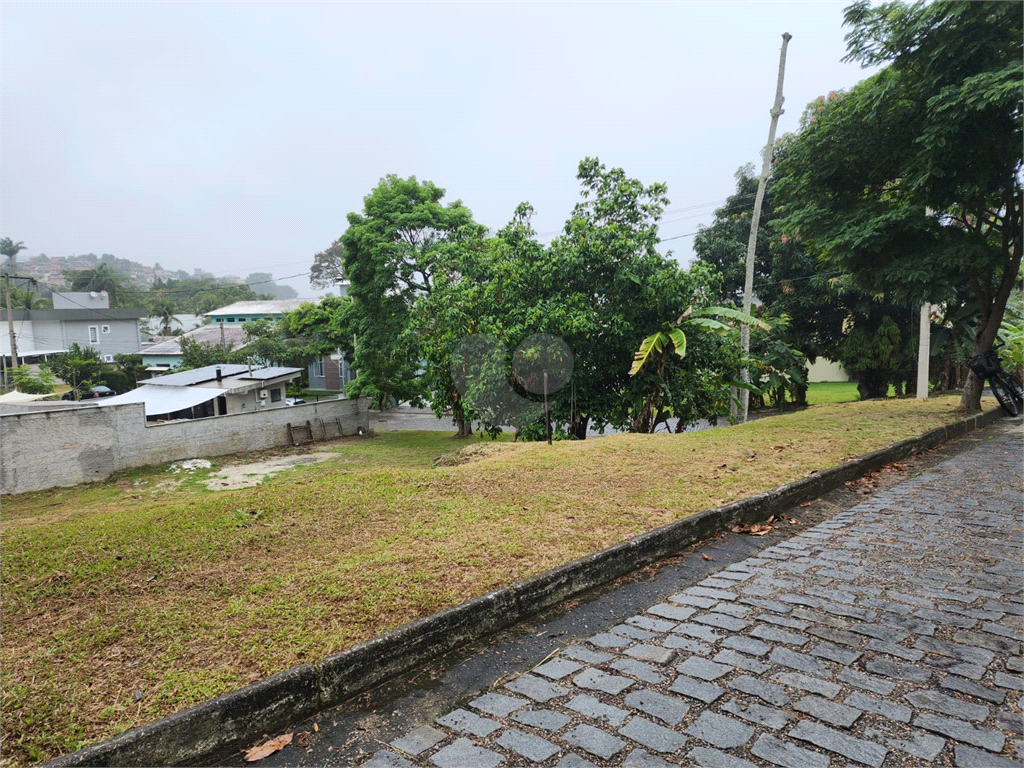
[62,385,117,401]
[285,397,306,406]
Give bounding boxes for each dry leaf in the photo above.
[750,526,773,536]
[313,723,319,733]
[717,463,728,468]
[799,501,813,507]
[766,515,776,523]
[244,733,293,762]
[702,554,714,561]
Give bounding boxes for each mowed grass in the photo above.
[805,381,860,404]
[0,396,980,763]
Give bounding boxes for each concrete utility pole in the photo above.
[741,32,792,422]
[5,271,19,368]
[917,303,931,399]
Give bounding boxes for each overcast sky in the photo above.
[2,1,878,297]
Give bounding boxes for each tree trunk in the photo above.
[792,381,808,407]
[569,413,589,440]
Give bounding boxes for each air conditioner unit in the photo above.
[259,389,268,399]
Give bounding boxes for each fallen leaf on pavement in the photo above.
[244,734,293,762]
[702,554,714,561]
[799,501,813,507]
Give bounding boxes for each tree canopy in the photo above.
[774,0,1023,410]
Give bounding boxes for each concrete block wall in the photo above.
[0,398,370,495]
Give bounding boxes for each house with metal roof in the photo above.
[98,363,302,421]
[141,324,248,372]
[203,300,307,325]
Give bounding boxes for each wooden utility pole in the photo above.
[741,32,792,422]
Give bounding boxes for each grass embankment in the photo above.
[0,397,977,763]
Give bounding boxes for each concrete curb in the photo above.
[46,407,1005,767]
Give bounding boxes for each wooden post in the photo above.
[544,370,551,445]
[741,32,792,422]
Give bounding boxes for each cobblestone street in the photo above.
[358,426,1023,768]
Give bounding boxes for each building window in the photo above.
[270,388,282,403]
[104,354,114,362]
[226,317,235,323]
[88,326,99,343]
[101,325,111,334]
[313,359,325,378]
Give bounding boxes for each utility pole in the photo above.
[917,303,931,399]
[5,270,19,368]
[740,32,792,422]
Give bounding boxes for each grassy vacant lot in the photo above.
[0,396,977,763]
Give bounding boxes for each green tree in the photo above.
[245,273,297,300]
[774,0,1023,411]
[175,336,242,370]
[1,238,26,270]
[149,299,181,336]
[49,343,104,391]
[113,353,147,389]
[309,240,346,289]
[340,175,481,409]
[10,365,56,394]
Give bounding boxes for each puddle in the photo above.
[204,452,339,490]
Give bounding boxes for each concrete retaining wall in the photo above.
[0,398,370,495]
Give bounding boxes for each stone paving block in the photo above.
[769,646,832,677]
[686,586,738,601]
[794,608,851,630]
[436,708,501,737]
[914,607,977,628]
[621,749,675,767]
[574,667,635,695]
[619,716,687,754]
[945,661,988,680]
[390,725,446,756]
[751,624,809,646]
[941,674,1007,703]
[470,692,530,717]
[711,602,751,618]
[805,586,857,604]
[672,622,722,643]
[626,644,676,665]
[953,743,1022,767]
[865,657,931,682]
[562,724,627,760]
[914,636,995,666]
[728,675,790,706]
[905,689,990,721]
[692,613,749,632]
[1006,657,1023,673]
[511,708,571,731]
[997,710,1024,736]
[429,738,504,768]
[864,638,925,661]
[684,710,755,749]
[610,624,657,641]
[623,689,689,726]
[789,720,886,767]
[986,600,1024,615]
[649,604,700,621]
[532,658,583,681]
[364,751,415,768]
[862,725,944,761]
[837,667,895,695]
[721,698,791,729]
[610,657,667,684]
[771,671,841,699]
[844,691,911,722]
[860,597,915,616]
[677,655,732,681]
[588,632,632,649]
[555,754,598,768]
[719,568,755,581]
[627,615,677,633]
[749,733,830,768]
[565,694,631,726]
[848,622,909,642]
[995,671,1024,691]
[820,601,875,621]
[755,613,810,630]
[702,577,744,590]
[954,629,1022,655]
[913,712,1006,752]
[496,728,559,762]
[563,646,614,664]
[810,642,862,666]
[739,597,793,614]
[878,614,936,636]
[670,593,718,608]
[504,674,569,702]
[721,635,771,657]
[668,674,725,703]
[662,635,713,654]
[778,592,823,609]
[793,694,862,727]
[687,746,759,767]
[887,590,934,608]
[982,621,1022,639]
[713,649,769,674]
[740,584,777,598]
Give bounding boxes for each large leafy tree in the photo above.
[774,0,1023,411]
[309,240,345,289]
[49,343,104,390]
[339,175,482,409]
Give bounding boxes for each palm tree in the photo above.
[64,264,127,306]
[1,238,26,271]
[8,287,51,310]
[149,299,181,336]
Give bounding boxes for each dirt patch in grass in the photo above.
[203,452,341,490]
[0,397,985,764]
[432,441,518,467]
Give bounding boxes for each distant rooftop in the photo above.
[145,364,250,387]
[144,325,247,356]
[204,300,307,318]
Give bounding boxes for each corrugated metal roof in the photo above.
[98,384,228,415]
[145,364,250,387]
[203,300,307,317]
[237,366,303,380]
